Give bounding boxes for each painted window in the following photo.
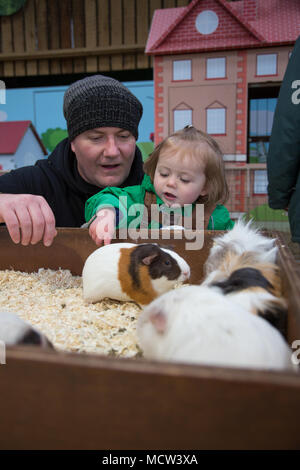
[254,170,268,194]
[174,109,192,131]
[206,58,226,79]
[173,60,192,81]
[256,54,277,76]
[248,89,279,163]
[250,97,276,138]
[195,10,219,35]
[206,108,225,134]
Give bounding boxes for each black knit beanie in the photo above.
[63,75,143,141]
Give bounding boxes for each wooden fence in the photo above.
[0,0,190,77]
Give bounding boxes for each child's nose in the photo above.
[166,176,176,187]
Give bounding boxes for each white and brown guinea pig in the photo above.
[82,242,190,306]
[0,310,53,348]
[137,285,295,371]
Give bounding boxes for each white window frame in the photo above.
[256,54,277,76]
[173,109,192,132]
[173,60,192,81]
[206,108,226,134]
[206,57,226,79]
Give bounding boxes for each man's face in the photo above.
[71,127,136,187]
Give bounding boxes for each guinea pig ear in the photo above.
[149,309,167,334]
[142,253,159,265]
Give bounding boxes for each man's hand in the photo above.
[0,194,57,246]
[89,208,116,246]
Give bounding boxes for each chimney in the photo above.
[243,0,257,22]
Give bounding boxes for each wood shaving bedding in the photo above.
[0,268,142,357]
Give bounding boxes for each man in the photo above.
[267,36,300,244]
[0,75,144,246]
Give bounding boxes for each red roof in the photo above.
[0,121,47,155]
[146,0,300,55]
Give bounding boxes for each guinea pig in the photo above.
[201,220,287,334]
[204,218,277,278]
[0,310,54,348]
[208,259,287,335]
[137,285,295,371]
[82,242,190,306]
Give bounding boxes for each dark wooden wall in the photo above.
[0,0,190,77]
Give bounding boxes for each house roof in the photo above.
[145,0,300,55]
[0,121,47,155]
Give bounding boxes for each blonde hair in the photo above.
[144,126,229,205]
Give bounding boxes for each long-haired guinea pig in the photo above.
[82,242,190,306]
[0,310,54,348]
[207,254,287,335]
[201,219,286,333]
[137,285,295,371]
[204,218,277,278]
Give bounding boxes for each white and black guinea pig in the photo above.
[82,242,190,306]
[0,310,53,348]
[137,285,295,371]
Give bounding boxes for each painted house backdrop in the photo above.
[0,81,154,159]
[146,0,300,226]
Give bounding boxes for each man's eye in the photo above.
[119,134,130,139]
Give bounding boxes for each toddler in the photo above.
[85,126,234,245]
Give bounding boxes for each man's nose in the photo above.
[103,136,120,156]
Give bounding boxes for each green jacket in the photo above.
[85,174,234,231]
[267,35,300,243]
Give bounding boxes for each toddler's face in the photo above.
[153,151,207,207]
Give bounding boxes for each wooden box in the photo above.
[0,227,300,450]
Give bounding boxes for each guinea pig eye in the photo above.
[164,260,171,266]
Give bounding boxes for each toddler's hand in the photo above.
[89,208,116,246]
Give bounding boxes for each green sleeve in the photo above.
[85,184,145,227]
[207,205,235,230]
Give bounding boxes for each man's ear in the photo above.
[70,141,75,153]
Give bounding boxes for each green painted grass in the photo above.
[247,203,289,222]
[137,141,154,161]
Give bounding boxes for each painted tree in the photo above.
[0,0,26,16]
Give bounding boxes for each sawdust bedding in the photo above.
[0,268,143,358]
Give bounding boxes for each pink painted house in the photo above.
[145,0,300,219]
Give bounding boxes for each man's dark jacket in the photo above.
[0,138,144,227]
[267,36,300,243]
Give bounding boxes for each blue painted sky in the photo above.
[0,80,154,143]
